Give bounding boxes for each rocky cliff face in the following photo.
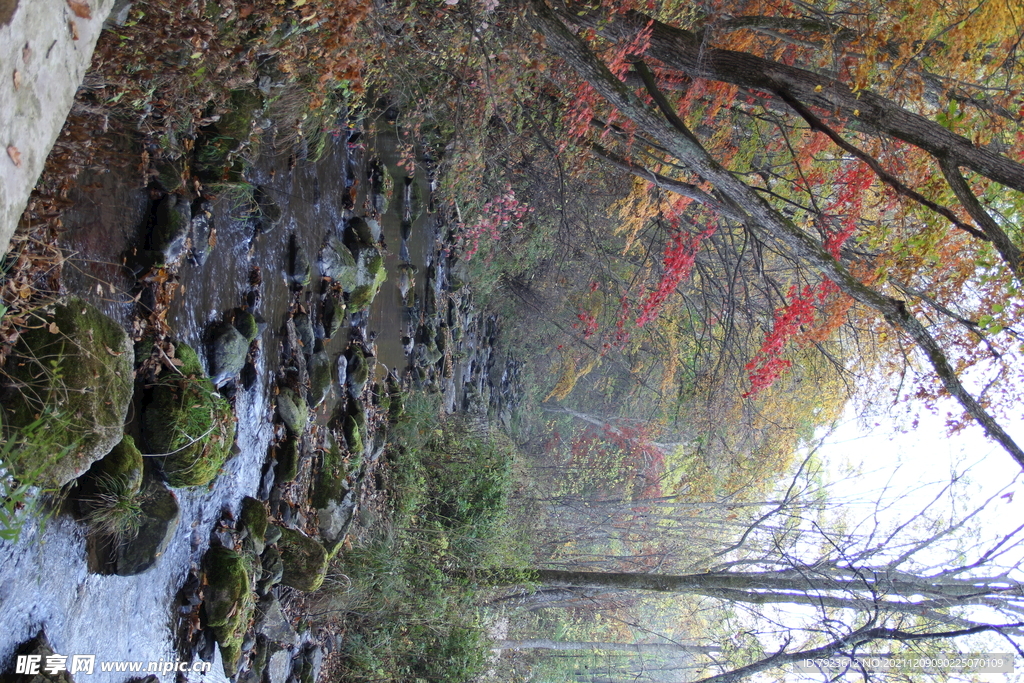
[0,0,117,256]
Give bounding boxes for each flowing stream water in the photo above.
[0,124,435,681]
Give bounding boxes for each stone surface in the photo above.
[0,632,75,683]
[0,0,118,257]
[318,232,358,290]
[255,595,298,648]
[209,320,249,385]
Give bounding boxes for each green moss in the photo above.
[239,496,268,542]
[312,436,346,509]
[275,434,300,482]
[203,545,257,675]
[343,414,364,457]
[142,343,236,487]
[3,298,134,486]
[232,309,259,342]
[90,435,144,493]
[276,526,329,592]
[276,388,308,435]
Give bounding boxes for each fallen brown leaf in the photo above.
[7,145,22,168]
[69,20,79,40]
[67,0,91,19]
[48,322,60,334]
[12,70,20,90]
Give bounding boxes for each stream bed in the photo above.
[0,117,520,682]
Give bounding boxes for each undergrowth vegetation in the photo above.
[312,395,528,683]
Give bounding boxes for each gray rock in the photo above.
[254,186,282,232]
[209,320,249,385]
[189,200,214,266]
[264,649,293,683]
[293,313,314,357]
[296,644,324,683]
[321,293,346,340]
[115,478,180,576]
[152,194,191,265]
[317,492,355,544]
[256,596,299,648]
[258,546,284,595]
[275,525,329,592]
[286,235,311,288]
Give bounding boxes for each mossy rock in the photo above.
[346,246,387,311]
[88,434,144,494]
[239,496,269,552]
[115,477,180,576]
[311,436,346,509]
[318,233,358,291]
[232,308,260,342]
[306,347,332,408]
[3,298,134,487]
[275,526,329,592]
[253,185,282,232]
[346,216,375,248]
[142,343,236,487]
[345,347,369,398]
[216,89,264,141]
[275,388,308,435]
[275,434,300,483]
[203,545,257,675]
[342,414,364,458]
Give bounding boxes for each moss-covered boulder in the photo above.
[306,346,332,408]
[232,308,260,342]
[274,434,300,483]
[345,347,369,398]
[142,343,236,487]
[88,434,144,494]
[3,298,134,487]
[343,414,365,458]
[318,232,358,291]
[347,246,387,311]
[240,496,269,555]
[275,388,308,436]
[311,436,346,510]
[203,546,257,675]
[275,526,329,592]
[115,477,180,576]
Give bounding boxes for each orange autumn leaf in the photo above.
[67,0,91,19]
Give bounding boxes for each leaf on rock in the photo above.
[7,145,22,168]
[67,0,92,19]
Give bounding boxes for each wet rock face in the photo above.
[209,320,249,385]
[151,194,192,266]
[2,297,134,487]
[286,234,312,288]
[0,632,75,683]
[275,388,308,436]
